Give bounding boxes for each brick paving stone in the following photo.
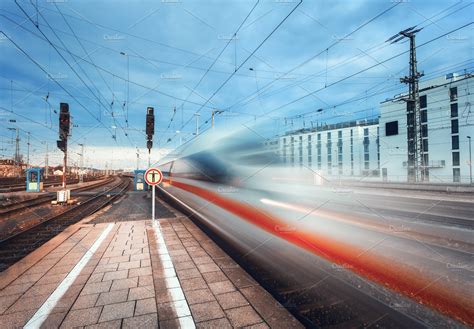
[87,272,105,283]
[171,255,192,263]
[180,277,207,292]
[103,269,129,281]
[118,261,141,271]
[130,253,149,262]
[0,309,36,329]
[36,272,67,285]
[190,300,225,323]
[192,256,213,265]
[85,319,122,328]
[176,268,201,280]
[138,275,153,287]
[110,277,138,291]
[4,293,48,313]
[240,286,303,328]
[122,313,158,329]
[140,259,151,268]
[128,266,152,278]
[216,291,250,310]
[201,271,228,284]
[28,282,58,297]
[0,294,21,314]
[208,280,235,295]
[128,286,155,300]
[107,255,130,264]
[0,283,33,297]
[81,281,112,295]
[96,289,129,306]
[196,317,233,329]
[224,268,258,288]
[94,263,119,274]
[11,272,43,286]
[61,307,102,327]
[174,261,196,271]
[225,306,262,327]
[71,293,99,310]
[185,288,216,305]
[196,262,221,274]
[134,297,157,316]
[99,301,135,322]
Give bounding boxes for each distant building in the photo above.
[277,119,380,179]
[379,73,473,183]
[274,72,473,184]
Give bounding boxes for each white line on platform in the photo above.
[24,223,114,329]
[154,222,195,328]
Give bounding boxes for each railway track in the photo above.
[0,177,115,218]
[0,176,105,193]
[0,177,130,272]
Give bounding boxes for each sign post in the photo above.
[144,167,163,226]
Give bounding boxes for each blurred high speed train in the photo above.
[156,126,473,327]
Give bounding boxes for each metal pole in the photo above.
[62,143,67,189]
[127,55,129,127]
[468,136,472,184]
[26,132,30,169]
[152,185,155,225]
[79,144,84,183]
[45,142,49,178]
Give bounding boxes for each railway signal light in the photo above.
[146,107,154,154]
[59,103,70,141]
[57,139,66,152]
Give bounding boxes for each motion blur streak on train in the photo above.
[157,125,473,326]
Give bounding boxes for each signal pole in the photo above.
[26,131,30,169]
[45,142,49,178]
[387,26,424,183]
[78,143,84,183]
[146,107,155,168]
[57,103,70,189]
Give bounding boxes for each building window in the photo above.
[422,125,428,138]
[421,110,427,123]
[385,121,398,136]
[290,137,295,165]
[451,119,459,134]
[453,168,460,183]
[452,135,459,150]
[450,87,458,102]
[422,139,428,152]
[308,135,312,166]
[299,136,303,166]
[419,95,427,108]
[452,152,460,166]
[451,103,458,118]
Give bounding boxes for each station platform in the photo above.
[0,191,301,328]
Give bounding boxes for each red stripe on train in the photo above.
[163,178,473,325]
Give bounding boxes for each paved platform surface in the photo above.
[0,191,302,328]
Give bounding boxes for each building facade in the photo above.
[275,72,473,184]
[278,119,380,179]
[379,73,473,183]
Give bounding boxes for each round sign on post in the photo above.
[145,168,163,186]
[145,168,162,225]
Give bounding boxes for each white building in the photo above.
[278,119,380,179]
[379,73,473,183]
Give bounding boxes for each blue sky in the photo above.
[0,0,472,169]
